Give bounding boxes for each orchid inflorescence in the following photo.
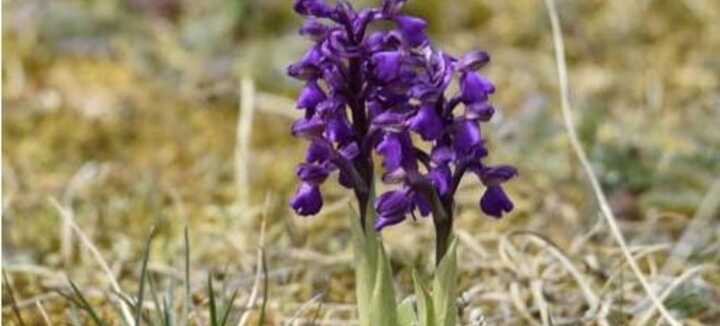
[288,0,516,253]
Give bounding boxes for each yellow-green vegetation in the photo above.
[3,0,719,324]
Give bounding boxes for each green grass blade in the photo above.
[135,226,158,325]
[208,274,218,326]
[163,295,174,326]
[148,275,165,325]
[219,288,240,326]
[166,278,177,326]
[67,279,107,326]
[257,248,269,326]
[182,226,192,326]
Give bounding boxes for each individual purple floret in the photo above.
[288,0,517,259]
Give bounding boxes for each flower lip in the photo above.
[460,72,495,104]
[290,182,323,216]
[408,104,443,140]
[480,185,513,218]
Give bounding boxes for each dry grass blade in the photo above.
[510,282,541,326]
[235,76,256,212]
[238,195,269,326]
[35,300,53,326]
[3,271,28,326]
[503,231,599,313]
[541,0,680,324]
[634,265,715,325]
[49,198,136,326]
[530,280,551,326]
[287,293,324,326]
[663,178,720,273]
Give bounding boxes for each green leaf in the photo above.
[349,188,399,326]
[397,297,418,326]
[412,270,435,326]
[349,204,376,326]
[411,277,431,326]
[432,237,458,326]
[368,242,399,325]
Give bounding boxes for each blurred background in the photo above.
[3,0,719,324]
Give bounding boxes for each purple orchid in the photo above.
[288,0,517,260]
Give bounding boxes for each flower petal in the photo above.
[458,50,490,72]
[292,117,325,138]
[325,114,354,143]
[297,80,327,110]
[382,0,407,17]
[376,133,403,171]
[465,101,495,121]
[429,164,452,196]
[395,15,427,47]
[306,140,331,162]
[453,119,482,153]
[374,190,411,230]
[297,163,330,184]
[480,165,518,186]
[293,0,333,17]
[431,145,455,165]
[299,19,330,41]
[372,51,403,82]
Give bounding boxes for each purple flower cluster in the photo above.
[288,0,517,232]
